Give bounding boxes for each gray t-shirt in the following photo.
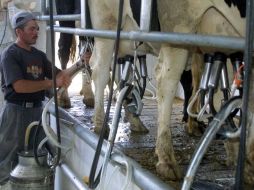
[0,43,60,102]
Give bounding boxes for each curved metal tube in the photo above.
[187,89,200,118]
[24,121,40,151]
[225,127,241,139]
[41,60,85,149]
[100,86,130,189]
[181,97,242,190]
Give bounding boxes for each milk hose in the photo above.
[182,97,242,190]
[89,0,124,188]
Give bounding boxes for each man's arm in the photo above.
[13,79,53,93]
[13,71,72,93]
[12,56,85,94]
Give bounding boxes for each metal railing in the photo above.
[48,105,173,190]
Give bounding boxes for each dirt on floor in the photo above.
[67,95,236,190]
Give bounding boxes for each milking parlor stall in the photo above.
[1,0,254,190]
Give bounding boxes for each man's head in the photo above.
[11,11,36,29]
[11,11,39,46]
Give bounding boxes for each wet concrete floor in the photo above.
[66,95,235,190]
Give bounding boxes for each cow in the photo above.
[55,0,96,109]
[87,0,254,187]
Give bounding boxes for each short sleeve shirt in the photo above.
[0,43,61,102]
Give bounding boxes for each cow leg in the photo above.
[57,21,75,108]
[80,68,94,108]
[80,50,95,108]
[244,68,254,189]
[91,39,114,133]
[123,106,149,133]
[155,46,188,180]
[187,53,205,136]
[58,90,71,108]
[245,111,254,187]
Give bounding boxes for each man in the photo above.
[0,11,72,184]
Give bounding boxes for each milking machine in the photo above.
[185,50,245,189]
[187,52,244,137]
[207,52,229,115]
[98,54,148,190]
[182,97,243,190]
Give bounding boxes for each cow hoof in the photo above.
[58,98,71,109]
[185,119,204,137]
[182,115,188,123]
[244,166,254,188]
[156,162,182,180]
[93,126,110,139]
[124,111,149,133]
[129,123,149,133]
[83,98,95,108]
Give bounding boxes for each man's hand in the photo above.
[56,71,72,89]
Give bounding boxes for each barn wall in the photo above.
[0,8,14,111]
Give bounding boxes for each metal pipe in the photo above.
[59,163,89,190]
[48,105,173,190]
[199,54,213,90]
[36,14,81,21]
[40,0,46,15]
[140,0,152,31]
[50,26,245,50]
[100,86,129,189]
[208,52,227,89]
[220,63,230,90]
[181,98,242,190]
[80,0,86,28]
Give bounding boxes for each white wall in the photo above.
[0,8,14,111]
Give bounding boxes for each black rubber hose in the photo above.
[33,120,43,166]
[49,0,61,166]
[89,0,124,188]
[208,88,216,115]
[140,77,146,99]
[200,89,206,109]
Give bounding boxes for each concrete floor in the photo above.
[66,94,235,189]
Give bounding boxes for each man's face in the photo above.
[17,20,39,45]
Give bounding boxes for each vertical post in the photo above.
[140,0,152,32]
[40,0,46,14]
[80,0,86,29]
[235,0,254,189]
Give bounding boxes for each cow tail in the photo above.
[70,36,77,63]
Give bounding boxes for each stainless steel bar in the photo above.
[140,0,152,31]
[48,105,173,190]
[51,26,245,50]
[80,0,86,28]
[36,14,81,21]
[181,98,242,190]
